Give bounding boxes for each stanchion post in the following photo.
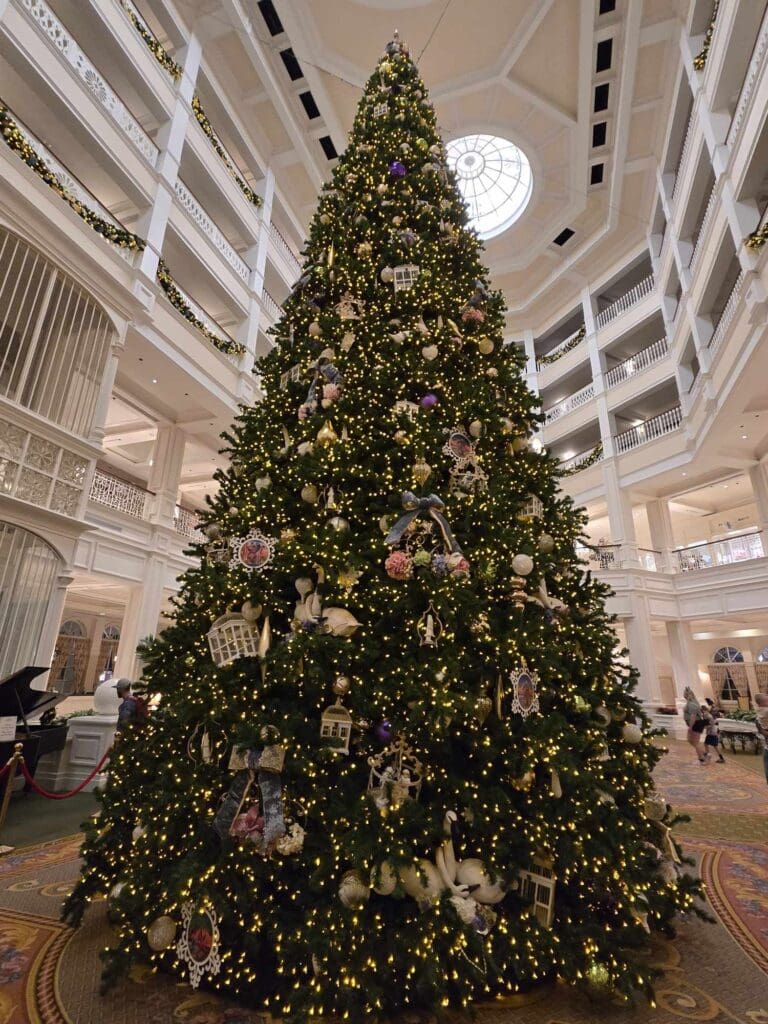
[0,743,24,856]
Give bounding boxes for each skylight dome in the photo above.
[446,134,533,240]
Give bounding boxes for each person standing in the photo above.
[682,686,707,764]
[755,692,768,784]
[702,698,725,763]
[115,678,147,732]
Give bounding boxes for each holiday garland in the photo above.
[119,0,183,81]
[156,258,245,358]
[560,442,603,476]
[537,325,586,367]
[191,96,262,208]
[0,103,145,253]
[692,0,719,71]
[745,222,768,250]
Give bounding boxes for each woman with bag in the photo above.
[683,686,708,764]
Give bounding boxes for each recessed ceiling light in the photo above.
[723,484,728,488]
[742,434,748,439]
[682,472,687,476]
[152,378,158,384]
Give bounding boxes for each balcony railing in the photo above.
[675,531,764,572]
[614,405,683,453]
[672,111,695,203]
[604,337,668,389]
[89,468,151,519]
[727,5,768,147]
[638,548,660,571]
[543,382,595,424]
[576,544,619,570]
[156,265,243,363]
[18,0,158,166]
[262,290,282,324]
[174,179,249,280]
[708,272,744,356]
[536,326,586,369]
[174,506,206,543]
[559,443,604,475]
[269,222,302,279]
[118,0,182,81]
[596,274,655,330]
[690,183,718,270]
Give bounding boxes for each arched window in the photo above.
[0,522,60,677]
[713,647,744,663]
[711,647,744,704]
[102,623,121,640]
[0,226,115,438]
[60,619,87,638]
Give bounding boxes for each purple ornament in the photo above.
[389,160,407,178]
[420,393,439,409]
[374,719,393,744]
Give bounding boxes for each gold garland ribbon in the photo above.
[156,259,245,357]
[537,325,586,367]
[119,0,183,81]
[191,97,262,208]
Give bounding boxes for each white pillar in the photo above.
[114,559,167,678]
[625,597,661,704]
[748,460,768,535]
[666,619,697,707]
[34,569,74,691]
[603,461,638,565]
[646,498,676,571]
[88,337,124,445]
[147,426,187,527]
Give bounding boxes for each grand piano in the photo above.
[0,666,68,782]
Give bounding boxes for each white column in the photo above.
[88,337,124,445]
[602,461,638,565]
[748,460,768,535]
[666,619,697,708]
[114,559,167,679]
[522,329,537,393]
[646,497,676,571]
[34,569,74,691]
[134,35,202,283]
[147,425,187,527]
[625,596,661,704]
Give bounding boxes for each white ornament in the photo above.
[380,266,395,283]
[132,825,146,843]
[455,858,505,905]
[370,860,398,895]
[308,321,322,337]
[393,264,420,292]
[622,722,643,743]
[207,614,259,666]
[338,870,369,907]
[399,859,444,903]
[519,859,556,928]
[373,102,388,118]
[255,475,272,492]
[421,344,438,361]
[147,915,177,951]
[176,902,222,989]
[341,332,356,352]
[301,484,319,503]
[511,553,534,576]
[320,699,352,754]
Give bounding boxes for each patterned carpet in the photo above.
[0,742,766,1024]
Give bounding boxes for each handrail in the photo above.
[269,222,302,277]
[262,290,282,323]
[559,443,604,474]
[536,325,586,369]
[118,0,182,81]
[190,97,261,208]
[675,530,764,572]
[18,0,158,165]
[708,272,744,356]
[604,337,668,388]
[543,382,595,423]
[596,274,655,329]
[89,468,152,519]
[672,111,695,202]
[675,529,762,554]
[690,182,718,269]
[726,5,768,146]
[155,259,244,360]
[614,405,682,453]
[174,178,250,280]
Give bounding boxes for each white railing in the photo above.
[638,549,660,571]
[727,6,768,147]
[559,444,604,474]
[576,544,620,570]
[672,111,695,203]
[18,0,158,166]
[89,469,150,519]
[708,272,744,356]
[174,179,249,280]
[269,222,302,278]
[604,337,668,388]
[174,506,206,543]
[169,278,236,351]
[690,183,718,270]
[596,274,655,330]
[544,383,595,424]
[536,326,586,369]
[262,290,282,323]
[675,531,764,572]
[614,405,683,453]
[10,111,135,264]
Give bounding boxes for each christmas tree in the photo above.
[65,36,701,1021]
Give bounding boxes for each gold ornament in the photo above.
[412,458,432,486]
[477,337,495,355]
[147,915,177,951]
[317,419,339,445]
[301,484,319,504]
[333,674,351,696]
[474,694,492,724]
[308,321,322,338]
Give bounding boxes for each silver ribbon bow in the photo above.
[385,492,463,555]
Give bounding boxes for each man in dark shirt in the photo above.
[116,679,144,731]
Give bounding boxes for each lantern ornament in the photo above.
[320,698,352,754]
[519,494,544,521]
[207,613,259,667]
[393,264,420,292]
[416,602,443,647]
[368,737,423,809]
[518,858,556,928]
[373,102,388,118]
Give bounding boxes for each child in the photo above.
[702,699,725,763]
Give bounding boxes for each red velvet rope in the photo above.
[18,749,111,799]
[0,760,11,782]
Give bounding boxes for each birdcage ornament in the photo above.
[416,602,443,647]
[518,495,544,521]
[320,699,352,755]
[206,541,230,566]
[393,264,420,292]
[207,614,259,667]
[279,363,302,389]
[373,102,388,118]
[518,858,556,928]
[368,738,423,809]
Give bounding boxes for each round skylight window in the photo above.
[446,134,533,240]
